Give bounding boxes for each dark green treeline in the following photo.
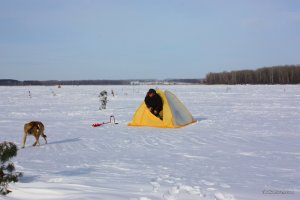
[206,65,300,84]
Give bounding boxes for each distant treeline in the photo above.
[24,80,131,86]
[2,65,299,86]
[165,79,204,84]
[206,65,300,84]
[0,79,202,86]
[0,79,132,86]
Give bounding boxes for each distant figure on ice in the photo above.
[51,89,56,96]
[99,90,108,110]
[144,89,163,119]
[28,90,32,98]
[226,87,231,92]
[111,90,115,97]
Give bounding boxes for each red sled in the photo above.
[92,115,118,127]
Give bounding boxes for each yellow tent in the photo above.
[128,90,196,128]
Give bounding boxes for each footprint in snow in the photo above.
[150,179,160,192]
[48,178,63,183]
[163,184,204,200]
[214,192,235,200]
[202,180,215,186]
[220,183,231,188]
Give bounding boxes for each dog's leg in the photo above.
[33,134,40,146]
[23,123,30,148]
[23,131,27,148]
[39,122,47,144]
[32,128,40,146]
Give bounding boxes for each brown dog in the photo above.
[23,121,47,148]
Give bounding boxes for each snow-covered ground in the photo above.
[1,85,299,200]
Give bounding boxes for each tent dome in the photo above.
[128,90,196,128]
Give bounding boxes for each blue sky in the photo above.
[1,0,300,80]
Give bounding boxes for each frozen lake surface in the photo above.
[1,85,299,200]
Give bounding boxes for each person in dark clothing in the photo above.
[144,89,163,119]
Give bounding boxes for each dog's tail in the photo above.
[36,122,47,144]
[42,132,47,144]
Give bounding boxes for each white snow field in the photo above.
[1,85,299,200]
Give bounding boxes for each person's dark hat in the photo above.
[148,89,156,94]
